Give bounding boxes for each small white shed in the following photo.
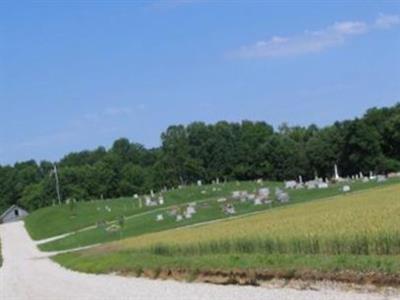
[0,205,29,223]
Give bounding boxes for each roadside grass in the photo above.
[26,180,278,240]
[54,251,400,282]
[53,183,400,284]
[40,178,399,251]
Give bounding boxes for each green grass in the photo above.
[39,178,400,251]
[52,182,400,285]
[26,180,277,240]
[54,251,400,277]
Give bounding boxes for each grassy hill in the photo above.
[26,180,277,240]
[34,178,399,251]
[54,183,400,285]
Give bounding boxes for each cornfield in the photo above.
[114,184,400,256]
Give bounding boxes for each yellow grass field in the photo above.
[103,184,400,252]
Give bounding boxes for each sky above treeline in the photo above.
[1,0,399,165]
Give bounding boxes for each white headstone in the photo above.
[318,182,328,189]
[258,188,270,198]
[277,192,289,203]
[334,164,339,180]
[285,180,297,189]
[232,191,241,199]
[187,205,196,215]
[254,198,263,205]
[342,185,351,192]
[377,175,387,183]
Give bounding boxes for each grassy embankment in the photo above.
[26,180,277,240]
[54,183,400,285]
[39,179,399,251]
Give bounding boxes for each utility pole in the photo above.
[53,163,62,206]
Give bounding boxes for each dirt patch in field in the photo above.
[117,267,400,293]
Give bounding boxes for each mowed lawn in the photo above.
[54,183,400,278]
[26,180,278,240]
[38,179,398,251]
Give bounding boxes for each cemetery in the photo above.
[26,171,400,252]
[54,182,400,288]
[1,4,399,298]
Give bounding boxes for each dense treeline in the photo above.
[1,104,399,212]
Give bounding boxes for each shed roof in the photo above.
[0,205,27,220]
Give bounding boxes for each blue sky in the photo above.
[1,1,399,165]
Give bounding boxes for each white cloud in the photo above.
[375,13,400,29]
[230,14,399,59]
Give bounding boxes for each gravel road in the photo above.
[0,221,398,300]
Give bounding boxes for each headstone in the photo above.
[295,183,304,189]
[377,175,387,183]
[197,180,202,187]
[277,192,289,203]
[176,214,183,222]
[275,187,283,196]
[156,214,164,221]
[342,185,351,192]
[232,191,241,199]
[334,164,339,180]
[224,204,236,215]
[285,180,297,189]
[254,198,263,205]
[186,205,196,215]
[318,182,328,189]
[217,197,227,203]
[247,194,256,200]
[133,194,139,199]
[305,181,316,189]
[258,188,269,197]
[298,175,303,184]
[145,196,152,206]
[158,196,164,205]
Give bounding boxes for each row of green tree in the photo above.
[1,104,399,212]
